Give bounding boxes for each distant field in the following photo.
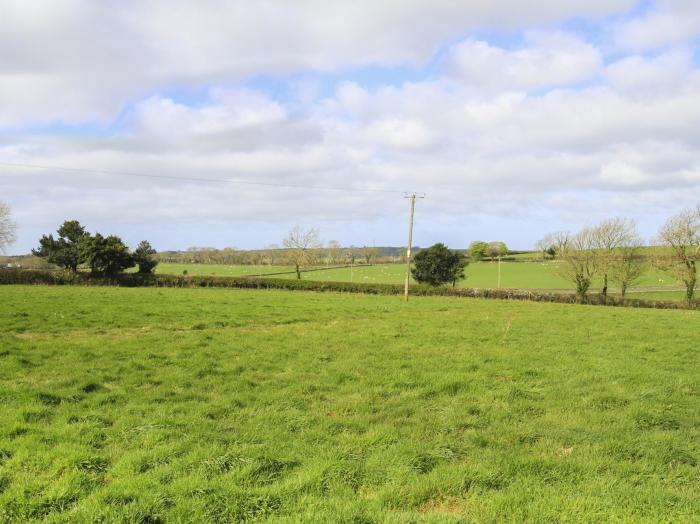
[296,262,579,289]
[623,290,689,301]
[154,263,295,277]
[2,286,700,521]
[155,261,685,300]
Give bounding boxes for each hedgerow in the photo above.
[0,268,696,310]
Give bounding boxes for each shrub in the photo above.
[411,243,467,287]
[134,241,159,274]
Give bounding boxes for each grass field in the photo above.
[154,261,685,300]
[1,286,699,522]
[153,264,295,278]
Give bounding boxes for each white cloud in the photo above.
[444,32,602,91]
[0,0,634,127]
[5,64,700,235]
[133,90,286,136]
[4,0,700,253]
[614,0,700,51]
[363,119,437,150]
[604,51,698,96]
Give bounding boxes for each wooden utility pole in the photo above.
[497,256,501,289]
[404,192,424,302]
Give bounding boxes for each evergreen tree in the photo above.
[411,243,467,287]
[134,240,159,274]
[33,220,90,273]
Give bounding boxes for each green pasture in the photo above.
[1,286,699,522]
[294,262,574,289]
[624,290,691,301]
[153,263,295,277]
[154,261,685,300]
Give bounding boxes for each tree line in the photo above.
[536,206,700,303]
[1,202,698,302]
[31,220,158,276]
[426,207,699,302]
[467,241,508,261]
[158,242,382,267]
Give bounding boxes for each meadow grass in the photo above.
[1,286,699,522]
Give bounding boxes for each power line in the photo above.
[0,161,407,195]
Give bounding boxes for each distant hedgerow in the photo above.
[0,268,697,310]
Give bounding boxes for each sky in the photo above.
[1,0,700,254]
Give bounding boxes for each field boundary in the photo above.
[234,263,374,277]
[1,268,697,311]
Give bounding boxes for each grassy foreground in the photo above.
[1,286,699,522]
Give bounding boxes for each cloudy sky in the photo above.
[2,0,699,254]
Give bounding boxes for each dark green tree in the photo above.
[82,234,134,276]
[32,220,90,273]
[468,241,489,261]
[134,240,159,274]
[411,243,467,287]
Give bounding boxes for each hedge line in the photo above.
[1,268,696,311]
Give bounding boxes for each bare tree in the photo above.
[263,244,280,265]
[0,201,17,254]
[611,242,646,298]
[556,227,598,302]
[345,245,359,265]
[534,237,549,261]
[591,218,639,297]
[360,246,379,265]
[283,226,322,279]
[655,206,700,303]
[326,240,343,265]
[536,233,567,261]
